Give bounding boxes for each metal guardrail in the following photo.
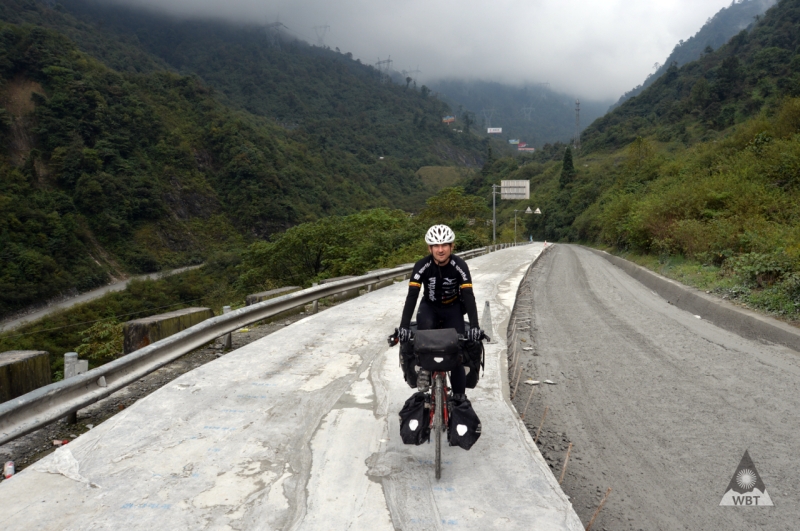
[0,242,529,445]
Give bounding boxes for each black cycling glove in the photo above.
[398,327,412,343]
[468,327,483,342]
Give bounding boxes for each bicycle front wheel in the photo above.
[434,373,444,480]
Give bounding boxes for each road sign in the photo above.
[501,180,530,200]
[487,128,502,134]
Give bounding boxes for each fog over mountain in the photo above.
[99,0,740,101]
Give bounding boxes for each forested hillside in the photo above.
[583,0,798,151]
[429,79,610,148]
[0,0,494,319]
[3,0,489,167]
[612,0,777,109]
[475,0,800,322]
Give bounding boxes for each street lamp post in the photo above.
[491,184,500,244]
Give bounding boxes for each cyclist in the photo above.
[397,224,483,399]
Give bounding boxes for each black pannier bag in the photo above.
[462,340,484,389]
[399,392,430,445]
[399,323,418,388]
[448,396,481,450]
[414,328,461,372]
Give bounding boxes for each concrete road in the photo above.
[0,245,582,530]
[0,265,203,333]
[520,245,799,530]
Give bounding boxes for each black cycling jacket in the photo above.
[400,254,479,329]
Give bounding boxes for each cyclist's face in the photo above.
[429,243,453,264]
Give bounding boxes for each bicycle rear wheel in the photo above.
[434,373,444,480]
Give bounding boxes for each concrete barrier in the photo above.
[245,286,301,305]
[0,351,50,403]
[245,286,304,323]
[123,307,214,354]
[586,247,800,352]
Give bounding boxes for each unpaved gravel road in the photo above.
[512,244,799,531]
[0,265,203,333]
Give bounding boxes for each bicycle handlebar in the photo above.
[387,329,491,347]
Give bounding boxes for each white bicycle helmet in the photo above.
[425,224,455,245]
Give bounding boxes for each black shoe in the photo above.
[450,393,467,403]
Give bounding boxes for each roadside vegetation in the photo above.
[0,14,493,320]
[476,96,800,324]
[0,187,492,378]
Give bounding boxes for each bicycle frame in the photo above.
[429,371,450,430]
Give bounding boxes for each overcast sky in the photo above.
[105,0,740,101]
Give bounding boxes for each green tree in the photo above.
[75,318,123,362]
[559,146,576,188]
[418,187,490,224]
[626,136,654,173]
[462,111,474,132]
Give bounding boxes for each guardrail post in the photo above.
[64,352,78,424]
[311,283,319,314]
[222,306,233,350]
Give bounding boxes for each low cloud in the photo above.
[102,0,735,101]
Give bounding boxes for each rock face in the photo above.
[123,307,214,354]
[0,350,51,403]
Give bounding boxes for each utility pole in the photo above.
[491,184,500,244]
[574,99,581,151]
[312,25,330,47]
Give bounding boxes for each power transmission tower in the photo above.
[520,104,534,121]
[312,25,330,47]
[482,108,495,128]
[265,18,289,48]
[375,56,393,83]
[401,66,421,80]
[574,99,581,151]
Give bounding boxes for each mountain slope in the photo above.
[12,0,490,168]
[582,0,800,152]
[611,0,777,110]
[429,79,610,148]
[0,20,480,318]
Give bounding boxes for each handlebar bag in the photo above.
[414,328,461,371]
[399,391,431,445]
